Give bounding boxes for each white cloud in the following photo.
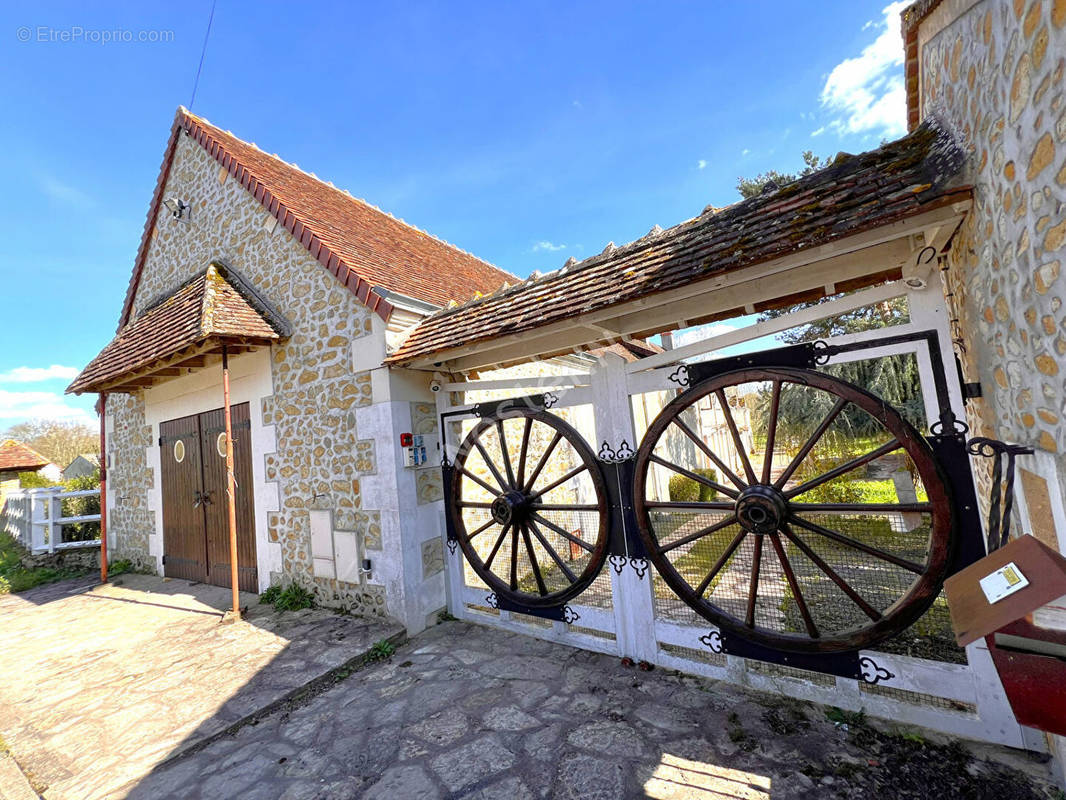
[39,176,95,208]
[531,241,566,252]
[819,1,908,139]
[741,148,751,156]
[0,365,79,384]
[811,126,827,137]
[697,159,708,170]
[0,390,95,424]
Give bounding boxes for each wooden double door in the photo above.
[160,403,258,592]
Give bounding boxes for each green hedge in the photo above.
[668,468,719,502]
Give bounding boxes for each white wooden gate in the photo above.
[434,280,1044,751]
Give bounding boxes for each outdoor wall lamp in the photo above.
[162,197,191,222]
[360,558,372,575]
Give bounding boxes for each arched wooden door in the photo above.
[160,403,258,592]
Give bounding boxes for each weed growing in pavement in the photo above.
[363,639,396,665]
[259,582,315,612]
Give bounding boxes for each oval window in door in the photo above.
[173,440,185,463]
[216,432,227,458]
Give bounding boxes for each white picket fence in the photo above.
[1,487,101,553]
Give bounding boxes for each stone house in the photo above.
[68,109,515,630]
[904,0,1066,554]
[68,0,1066,760]
[62,454,100,481]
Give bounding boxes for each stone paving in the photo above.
[0,575,402,800]
[121,621,1061,800]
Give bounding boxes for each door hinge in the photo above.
[161,554,167,565]
[962,382,983,399]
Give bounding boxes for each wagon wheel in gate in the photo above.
[633,367,954,653]
[450,407,610,607]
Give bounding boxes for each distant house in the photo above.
[62,454,100,481]
[0,440,61,501]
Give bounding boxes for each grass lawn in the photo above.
[650,508,964,664]
[0,532,96,595]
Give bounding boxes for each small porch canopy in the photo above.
[68,263,289,395]
[386,120,972,373]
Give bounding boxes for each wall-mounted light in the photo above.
[162,197,191,222]
[360,558,372,575]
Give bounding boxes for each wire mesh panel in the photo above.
[634,367,954,654]
[450,407,610,607]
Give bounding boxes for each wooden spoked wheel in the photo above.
[450,408,610,607]
[634,367,954,653]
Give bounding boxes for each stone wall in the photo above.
[106,393,155,570]
[108,133,387,615]
[920,0,1066,547]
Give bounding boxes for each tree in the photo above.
[738,154,925,445]
[2,419,98,469]
[735,151,829,199]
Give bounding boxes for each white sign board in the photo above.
[979,561,1029,604]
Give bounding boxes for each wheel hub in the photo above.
[735,485,787,534]
[491,490,529,526]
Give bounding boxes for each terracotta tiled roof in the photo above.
[118,108,516,331]
[0,440,51,473]
[70,265,283,394]
[386,121,969,367]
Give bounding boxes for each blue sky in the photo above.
[0,1,909,427]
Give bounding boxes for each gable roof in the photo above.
[0,440,51,473]
[66,454,101,469]
[118,107,516,331]
[386,120,969,367]
[70,264,285,394]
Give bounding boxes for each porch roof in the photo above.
[385,120,970,371]
[68,264,287,395]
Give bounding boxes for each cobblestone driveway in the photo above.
[124,621,1059,800]
[0,575,402,800]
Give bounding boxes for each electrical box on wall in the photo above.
[401,433,438,469]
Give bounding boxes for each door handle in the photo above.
[192,490,214,508]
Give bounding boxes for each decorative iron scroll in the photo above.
[699,631,723,653]
[609,555,628,575]
[629,558,649,579]
[967,437,1034,552]
[859,656,895,685]
[667,365,690,387]
[598,440,635,463]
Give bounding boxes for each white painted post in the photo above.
[907,280,969,431]
[48,489,61,554]
[30,489,51,552]
[590,352,658,663]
